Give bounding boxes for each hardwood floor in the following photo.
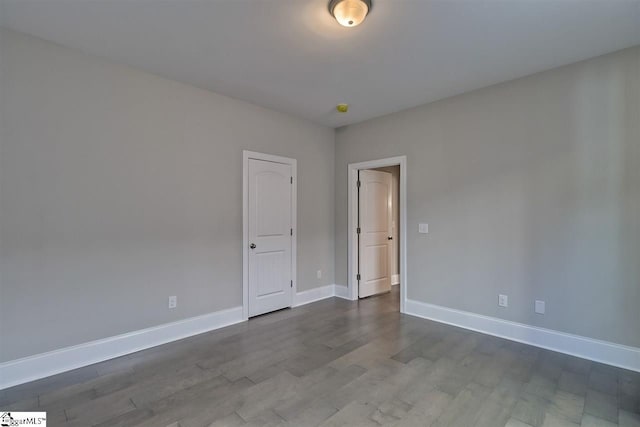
[1,287,639,426]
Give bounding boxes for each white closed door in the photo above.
[358,170,393,298]
[248,159,293,317]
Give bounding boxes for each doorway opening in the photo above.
[348,156,407,313]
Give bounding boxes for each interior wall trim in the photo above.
[0,306,244,390]
[405,298,640,373]
[334,284,352,300]
[5,289,636,390]
[0,284,346,390]
[292,284,336,307]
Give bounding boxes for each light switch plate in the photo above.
[535,300,545,314]
[418,223,429,234]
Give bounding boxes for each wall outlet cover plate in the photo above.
[498,294,508,307]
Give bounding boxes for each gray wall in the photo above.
[0,28,335,362]
[1,26,638,363]
[336,47,640,348]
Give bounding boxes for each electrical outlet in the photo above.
[498,294,508,308]
[317,270,322,279]
[535,300,545,314]
[168,296,177,309]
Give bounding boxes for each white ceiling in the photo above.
[1,0,639,128]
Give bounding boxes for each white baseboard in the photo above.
[1,285,344,390]
[391,274,400,285]
[294,284,355,305]
[405,299,640,373]
[293,285,336,307]
[334,284,352,300]
[0,306,244,390]
[9,291,634,390]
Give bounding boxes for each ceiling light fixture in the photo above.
[329,0,372,28]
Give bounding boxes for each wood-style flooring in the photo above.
[1,287,639,426]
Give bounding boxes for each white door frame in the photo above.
[348,156,407,313]
[243,150,297,321]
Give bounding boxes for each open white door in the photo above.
[248,158,293,317]
[358,170,393,298]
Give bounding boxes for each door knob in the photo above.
[388,236,393,240]
[250,243,256,249]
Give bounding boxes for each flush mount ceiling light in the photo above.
[329,0,372,27]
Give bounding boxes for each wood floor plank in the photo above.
[431,382,493,427]
[240,367,338,421]
[136,376,249,427]
[547,390,585,424]
[273,364,367,421]
[317,400,380,427]
[473,377,525,427]
[391,389,453,427]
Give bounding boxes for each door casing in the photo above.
[243,150,297,320]
[348,156,407,313]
